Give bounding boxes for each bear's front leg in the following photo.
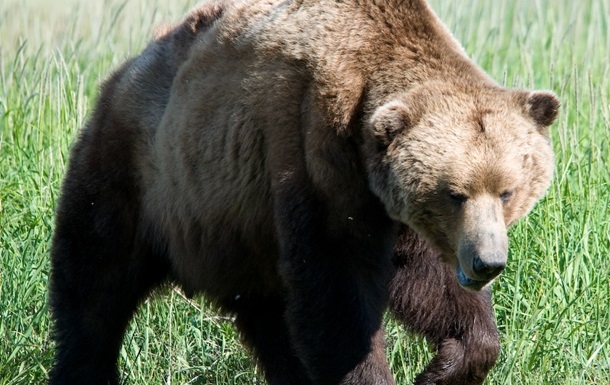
[273,183,399,385]
[389,226,500,385]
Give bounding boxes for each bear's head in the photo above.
[364,82,560,291]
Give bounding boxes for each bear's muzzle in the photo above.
[456,195,509,290]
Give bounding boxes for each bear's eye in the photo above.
[448,192,468,206]
[500,190,514,203]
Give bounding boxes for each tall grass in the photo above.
[1,0,608,384]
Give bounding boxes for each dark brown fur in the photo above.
[390,226,500,384]
[49,1,558,384]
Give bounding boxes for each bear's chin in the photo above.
[456,265,492,292]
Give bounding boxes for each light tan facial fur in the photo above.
[366,84,558,289]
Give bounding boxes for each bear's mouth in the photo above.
[456,265,490,291]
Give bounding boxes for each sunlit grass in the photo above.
[1,0,608,383]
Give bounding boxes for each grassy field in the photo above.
[1,0,608,384]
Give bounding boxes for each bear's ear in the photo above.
[524,91,560,127]
[370,100,411,146]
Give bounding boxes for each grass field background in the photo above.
[1,0,609,384]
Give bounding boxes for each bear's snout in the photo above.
[456,196,509,290]
[472,254,506,281]
[456,238,507,291]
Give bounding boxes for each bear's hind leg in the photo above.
[49,165,170,384]
[232,296,314,385]
[49,214,168,384]
[389,226,500,385]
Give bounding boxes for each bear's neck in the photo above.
[340,0,498,110]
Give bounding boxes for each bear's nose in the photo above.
[472,256,505,281]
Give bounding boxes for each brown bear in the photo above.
[49,0,559,384]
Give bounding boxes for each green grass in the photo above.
[1,0,608,383]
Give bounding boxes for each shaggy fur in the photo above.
[49,0,559,384]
